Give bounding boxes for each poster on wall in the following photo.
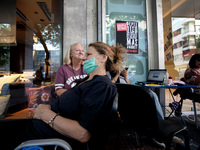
[116,20,138,54]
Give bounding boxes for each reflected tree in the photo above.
[197,37,200,49]
[34,23,61,80]
[0,46,10,66]
[0,25,10,67]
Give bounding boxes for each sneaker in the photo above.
[172,136,184,144]
[151,138,166,148]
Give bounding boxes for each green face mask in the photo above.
[83,57,99,74]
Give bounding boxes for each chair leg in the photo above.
[176,98,184,116]
[192,100,198,129]
[134,131,140,147]
[180,98,183,110]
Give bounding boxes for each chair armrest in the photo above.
[14,138,72,150]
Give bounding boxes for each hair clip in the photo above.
[106,48,111,54]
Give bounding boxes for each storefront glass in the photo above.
[0,0,63,114]
[0,0,63,87]
[163,0,200,79]
[105,0,148,84]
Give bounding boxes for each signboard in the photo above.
[116,20,138,54]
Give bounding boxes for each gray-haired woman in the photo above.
[55,43,87,96]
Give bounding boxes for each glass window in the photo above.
[0,0,63,114]
[105,0,148,84]
[162,0,200,114]
[163,0,200,78]
[0,0,63,87]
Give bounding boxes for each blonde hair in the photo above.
[63,43,83,65]
[88,42,127,72]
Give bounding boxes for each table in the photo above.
[136,83,200,129]
[4,108,29,120]
[135,83,198,115]
[135,83,198,89]
[0,108,29,120]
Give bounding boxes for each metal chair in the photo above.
[173,87,199,129]
[14,138,72,150]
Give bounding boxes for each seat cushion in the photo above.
[0,95,10,118]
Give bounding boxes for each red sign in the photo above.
[116,23,127,31]
[127,49,138,53]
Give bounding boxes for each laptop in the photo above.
[137,69,166,85]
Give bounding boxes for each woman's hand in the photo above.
[34,105,91,143]
[120,69,130,84]
[33,104,52,121]
[120,69,128,77]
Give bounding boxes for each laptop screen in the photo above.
[147,69,166,83]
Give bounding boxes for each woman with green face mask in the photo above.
[83,42,127,80]
[6,42,126,150]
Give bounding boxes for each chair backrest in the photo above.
[115,83,160,133]
[14,138,72,150]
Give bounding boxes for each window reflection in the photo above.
[0,0,63,105]
[33,23,61,82]
[163,0,200,78]
[0,0,62,85]
[0,0,63,115]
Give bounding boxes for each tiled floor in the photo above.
[105,127,168,150]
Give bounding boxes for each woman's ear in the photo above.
[101,54,108,63]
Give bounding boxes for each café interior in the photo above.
[0,0,62,115]
[0,0,200,149]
